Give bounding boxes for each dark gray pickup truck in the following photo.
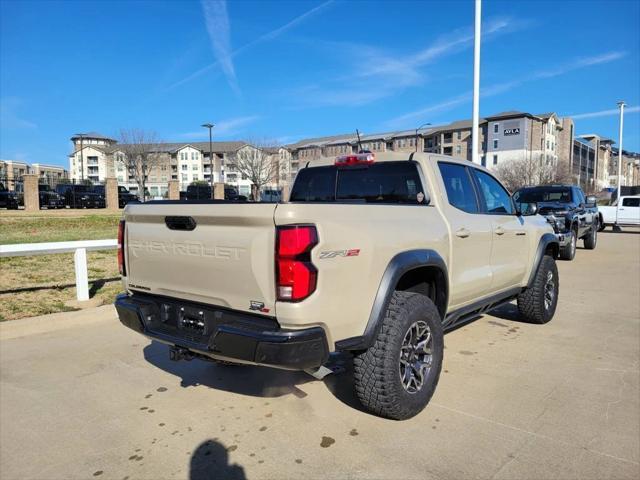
[514,185,599,260]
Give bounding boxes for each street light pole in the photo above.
[201,123,215,194]
[415,123,432,152]
[616,101,625,204]
[471,0,482,164]
[74,133,87,182]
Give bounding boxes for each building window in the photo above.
[161,165,167,171]
[494,124,499,133]
[161,176,167,182]
[181,174,188,181]
[493,139,498,149]
[546,140,549,149]
[181,164,187,171]
[493,154,498,165]
[456,145,461,155]
[192,164,198,171]
[193,175,198,181]
[481,155,486,167]
[457,131,461,140]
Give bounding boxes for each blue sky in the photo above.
[1,0,639,168]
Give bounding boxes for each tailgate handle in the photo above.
[165,216,197,231]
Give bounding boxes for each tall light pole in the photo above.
[616,101,625,203]
[74,133,87,182]
[201,123,214,192]
[471,0,482,164]
[415,123,432,152]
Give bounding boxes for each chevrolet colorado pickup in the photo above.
[116,152,560,420]
[513,185,598,260]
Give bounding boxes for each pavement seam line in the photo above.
[431,403,639,466]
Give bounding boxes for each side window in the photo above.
[438,163,478,214]
[473,170,515,214]
[574,188,585,205]
[622,197,640,207]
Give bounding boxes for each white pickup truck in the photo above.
[598,195,640,231]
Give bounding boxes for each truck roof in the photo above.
[303,151,489,171]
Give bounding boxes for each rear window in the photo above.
[290,162,426,204]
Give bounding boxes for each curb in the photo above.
[0,304,116,341]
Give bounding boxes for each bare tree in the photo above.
[228,140,279,200]
[494,154,574,193]
[118,129,164,201]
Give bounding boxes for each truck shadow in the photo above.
[143,341,313,399]
[190,439,246,480]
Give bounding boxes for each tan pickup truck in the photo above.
[116,152,560,420]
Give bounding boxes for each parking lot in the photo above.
[1,230,638,480]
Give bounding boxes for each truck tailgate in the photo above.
[124,203,278,314]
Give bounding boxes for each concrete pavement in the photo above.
[1,230,639,480]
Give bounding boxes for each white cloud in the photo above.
[0,97,37,129]
[387,51,627,128]
[178,115,260,139]
[169,1,334,91]
[201,0,238,94]
[571,105,640,120]
[289,16,522,109]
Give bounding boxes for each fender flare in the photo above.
[527,233,559,288]
[334,249,448,351]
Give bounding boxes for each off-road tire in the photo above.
[559,226,577,260]
[353,291,444,420]
[517,255,559,324]
[584,222,597,250]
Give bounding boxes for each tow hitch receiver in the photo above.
[169,346,194,362]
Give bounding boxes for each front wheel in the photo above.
[559,227,577,261]
[517,255,559,324]
[353,291,444,420]
[584,222,597,250]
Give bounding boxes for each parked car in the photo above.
[183,184,247,201]
[260,188,282,202]
[91,185,139,208]
[116,152,560,420]
[513,185,598,260]
[598,195,640,231]
[0,183,20,209]
[55,183,105,208]
[38,184,65,209]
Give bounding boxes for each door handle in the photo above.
[495,226,505,236]
[515,231,527,236]
[455,228,471,238]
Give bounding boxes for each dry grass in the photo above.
[0,212,123,320]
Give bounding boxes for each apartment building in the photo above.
[0,159,29,186]
[31,164,68,184]
[610,148,640,187]
[68,133,289,198]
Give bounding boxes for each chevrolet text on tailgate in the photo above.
[116,152,560,420]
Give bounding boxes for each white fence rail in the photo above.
[0,239,118,301]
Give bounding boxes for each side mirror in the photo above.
[586,195,597,207]
[516,202,537,216]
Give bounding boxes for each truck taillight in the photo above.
[118,220,126,276]
[276,225,318,301]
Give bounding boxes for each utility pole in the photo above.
[616,101,625,204]
[201,123,215,193]
[74,133,87,182]
[415,123,431,152]
[471,0,482,164]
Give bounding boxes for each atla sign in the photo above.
[504,128,521,136]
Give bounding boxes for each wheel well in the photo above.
[545,242,559,258]
[395,266,447,318]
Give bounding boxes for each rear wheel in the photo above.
[517,255,559,324]
[584,222,597,250]
[353,291,444,420]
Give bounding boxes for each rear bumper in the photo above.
[115,293,329,371]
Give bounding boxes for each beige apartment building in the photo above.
[1,159,68,190]
[286,110,638,190]
[68,133,291,198]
